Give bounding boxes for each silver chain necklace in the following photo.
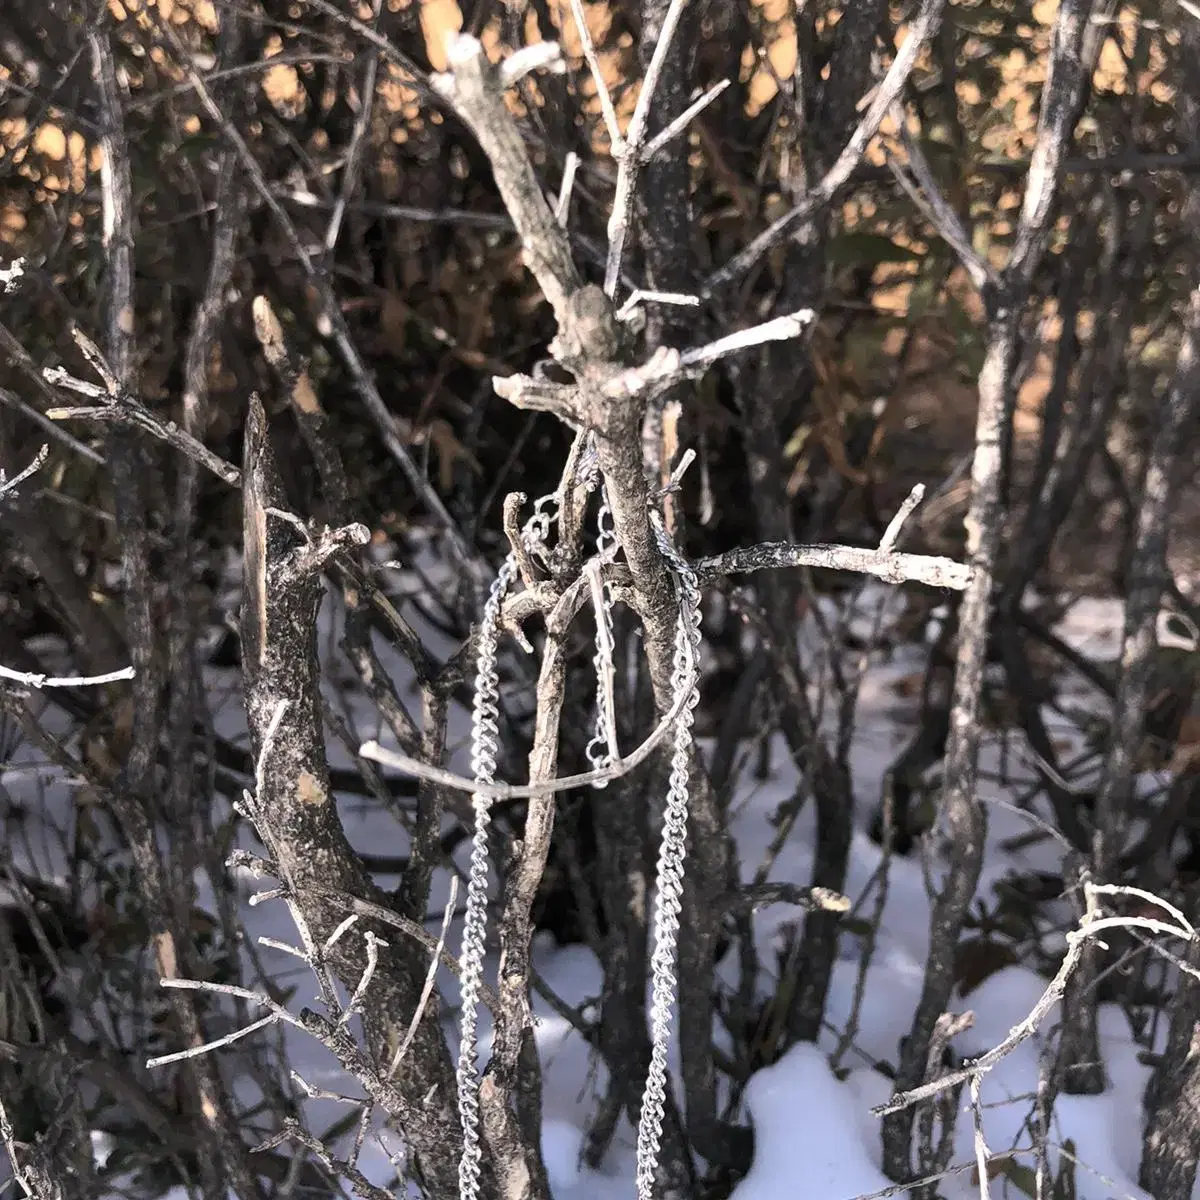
[457,461,701,1200]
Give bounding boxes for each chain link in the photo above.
[586,485,619,784]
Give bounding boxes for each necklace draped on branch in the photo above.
[455,439,702,1200]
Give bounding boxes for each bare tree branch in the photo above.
[703,0,948,294]
[882,1,1100,1177]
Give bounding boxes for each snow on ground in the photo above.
[2,583,1183,1200]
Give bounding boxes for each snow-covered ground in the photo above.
[3,575,1183,1200]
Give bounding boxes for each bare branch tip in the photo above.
[499,42,565,90]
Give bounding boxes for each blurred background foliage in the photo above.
[2,0,1196,596]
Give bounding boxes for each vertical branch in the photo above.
[995,0,1092,486]
[89,27,265,1200]
[1059,10,1200,1099]
[1066,278,1200,1101]
[1093,15,1200,881]
[636,0,697,497]
[740,0,892,1058]
[479,637,568,1200]
[1140,899,1200,1200]
[434,32,742,1183]
[90,34,136,389]
[879,314,1009,1182]
[1094,287,1200,870]
[593,373,740,1174]
[881,0,1095,1179]
[591,4,702,1145]
[399,684,452,921]
[1002,191,1152,607]
[165,9,245,859]
[239,397,466,1196]
[1052,853,1104,1093]
[324,1,381,256]
[88,28,157,792]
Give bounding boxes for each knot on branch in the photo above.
[551,284,626,367]
[285,522,371,582]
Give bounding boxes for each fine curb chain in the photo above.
[458,495,556,1200]
[460,463,702,1200]
[586,485,619,785]
[635,510,703,1200]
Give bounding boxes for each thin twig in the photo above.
[971,1075,992,1200]
[276,190,513,229]
[568,0,622,151]
[159,20,479,574]
[359,638,697,797]
[604,0,689,294]
[389,876,458,1076]
[643,80,731,161]
[872,880,1199,1116]
[888,117,996,292]
[0,664,135,689]
[0,443,49,499]
[695,540,971,591]
[301,886,501,1014]
[555,152,580,227]
[44,337,242,487]
[704,0,947,293]
[147,1012,283,1068]
[323,0,382,255]
[0,384,105,465]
